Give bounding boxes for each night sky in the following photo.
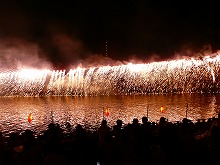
[0,0,220,69]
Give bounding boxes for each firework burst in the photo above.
[0,54,220,97]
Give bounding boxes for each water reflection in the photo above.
[0,93,219,135]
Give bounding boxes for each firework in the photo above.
[0,54,220,97]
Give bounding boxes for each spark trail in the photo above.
[0,54,220,97]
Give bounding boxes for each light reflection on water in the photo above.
[0,93,220,135]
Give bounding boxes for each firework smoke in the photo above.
[0,38,52,72]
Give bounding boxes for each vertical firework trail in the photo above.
[0,54,220,97]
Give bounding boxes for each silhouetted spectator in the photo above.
[112,119,124,141]
[140,116,154,164]
[112,119,125,164]
[97,120,111,146]
[22,129,42,165]
[124,118,142,165]
[0,132,8,164]
[97,120,114,165]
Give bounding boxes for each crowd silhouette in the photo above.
[1,114,220,165]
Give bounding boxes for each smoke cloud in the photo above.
[0,1,219,71]
[0,38,52,71]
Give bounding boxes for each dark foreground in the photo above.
[1,116,220,165]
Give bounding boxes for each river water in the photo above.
[0,93,219,135]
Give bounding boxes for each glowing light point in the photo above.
[105,108,110,117]
[28,113,32,123]
[160,106,164,113]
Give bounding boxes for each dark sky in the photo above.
[0,0,220,69]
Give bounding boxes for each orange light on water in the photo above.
[105,108,110,117]
[160,106,164,113]
[28,113,32,123]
